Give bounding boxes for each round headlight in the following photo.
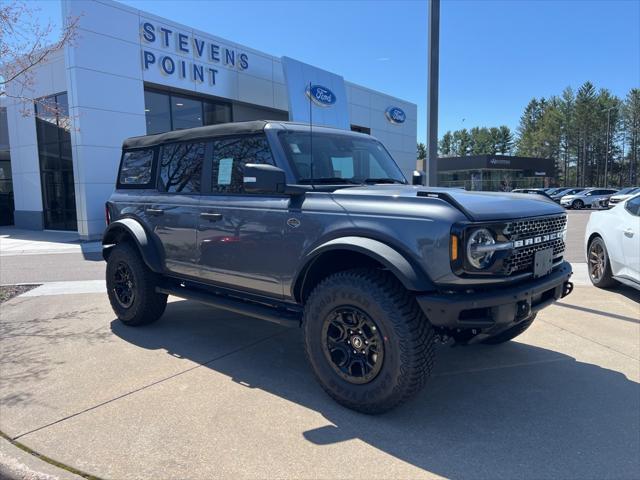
[466,228,496,269]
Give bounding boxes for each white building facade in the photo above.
[4,0,417,239]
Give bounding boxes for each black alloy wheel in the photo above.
[113,261,135,308]
[321,306,384,384]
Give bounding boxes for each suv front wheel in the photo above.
[106,242,167,326]
[303,269,435,414]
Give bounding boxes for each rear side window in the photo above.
[158,142,205,193]
[211,135,274,194]
[625,196,640,216]
[118,149,154,186]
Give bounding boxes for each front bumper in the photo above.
[417,261,573,335]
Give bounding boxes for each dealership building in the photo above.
[436,155,555,191]
[2,0,417,238]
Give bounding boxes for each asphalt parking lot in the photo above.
[0,211,638,480]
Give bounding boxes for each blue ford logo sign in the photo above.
[305,84,336,107]
[385,106,406,125]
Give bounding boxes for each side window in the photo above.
[211,135,274,194]
[118,149,154,186]
[158,142,205,193]
[625,196,640,216]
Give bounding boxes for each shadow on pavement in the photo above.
[111,300,640,479]
[611,284,640,304]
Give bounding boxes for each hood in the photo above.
[330,185,565,221]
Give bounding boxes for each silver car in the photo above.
[560,188,618,209]
[608,187,640,206]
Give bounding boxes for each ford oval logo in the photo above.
[385,106,406,125]
[305,84,336,107]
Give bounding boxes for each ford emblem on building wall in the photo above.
[305,84,336,107]
[385,107,406,125]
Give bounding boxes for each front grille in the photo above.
[502,238,565,274]
[501,215,567,275]
[503,215,567,240]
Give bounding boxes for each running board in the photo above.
[156,285,301,328]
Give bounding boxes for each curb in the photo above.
[0,435,91,480]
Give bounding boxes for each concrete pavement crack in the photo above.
[11,330,287,441]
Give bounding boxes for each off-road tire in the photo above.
[572,199,584,209]
[482,313,537,345]
[106,242,167,326]
[587,236,617,288]
[303,269,435,414]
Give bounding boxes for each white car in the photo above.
[585,193,640,290]
[561,188,619,209]
[607,186,640,207]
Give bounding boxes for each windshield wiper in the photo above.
[298,177,360,184]
[363,178,405,184]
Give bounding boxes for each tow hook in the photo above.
[562,281,574,298]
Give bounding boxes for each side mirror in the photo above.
[243,164,287,194]
[412,170,425,186]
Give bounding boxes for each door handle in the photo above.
[624,228,634,238]
[145,208,164,216]
[200,212,223,222]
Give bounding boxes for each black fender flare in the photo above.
[294,236,434,300]
[102,218,163,273]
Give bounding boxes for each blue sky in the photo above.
[33,0,640,143]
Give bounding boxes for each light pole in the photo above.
[426,0,440,186]
[602,106,616,187]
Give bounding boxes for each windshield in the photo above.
[278,131,406,185]
[617,186,639,195]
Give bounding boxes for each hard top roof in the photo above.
[122,120,372,149]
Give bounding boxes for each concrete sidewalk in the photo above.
[0,227,102,257]
[0,284,638,480]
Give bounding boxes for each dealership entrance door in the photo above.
[35,93,78,231]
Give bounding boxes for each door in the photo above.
[621,196,640,281]
[197,134,288,297]
[147,141,205,278]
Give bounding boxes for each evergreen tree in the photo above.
[452,129,472,156]
[624,88,640,185]
[496,126,513,154]
[438,132,453,157]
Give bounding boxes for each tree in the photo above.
[624,89,640,185]
[558,87,576,185]
[516,98,547,156]
[470,127,495,155]
[0,1,78,114]
[452,128,471,156]
[438,132,453,157]
[496,126,513,154]
[417,142,427,161]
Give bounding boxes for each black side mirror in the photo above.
[412,170,425,186]
[243,164,287,194]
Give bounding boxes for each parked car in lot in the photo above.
[511,188,553,199]
[607,187,640,207]
[560,188,618,209]
[585,193,640,290]
[550,187,586,203]
[545,187,567,196]
[103,121,573,413]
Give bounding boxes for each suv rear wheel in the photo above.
[303,269,435,414]
[106,242,167,326]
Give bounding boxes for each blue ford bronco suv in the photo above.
[103,121,573,413]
